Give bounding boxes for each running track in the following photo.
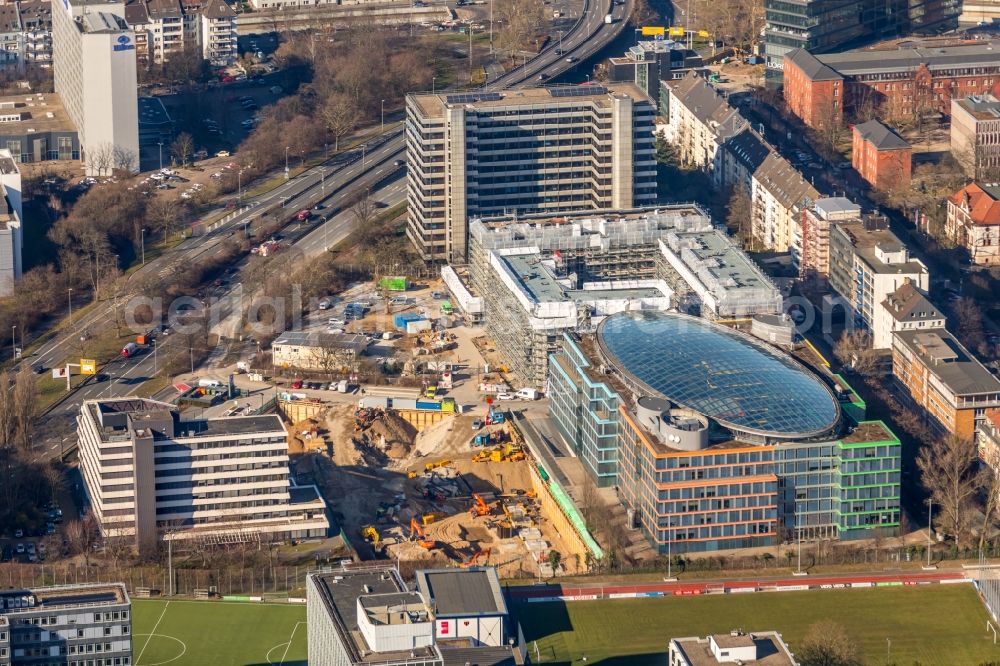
[506,570,971,602]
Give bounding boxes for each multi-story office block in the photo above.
[77,398,329,552]
[764,0,961,77]
[606,40,705,101]
[0,150,21,297]
[549,311,902,552]
[52,0,139,175]
[405,83,657,263]
[0,584,131,666]
[952,94,1000,181]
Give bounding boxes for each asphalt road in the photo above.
[33,0,633,451]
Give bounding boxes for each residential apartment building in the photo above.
[663,73,748,185]
[549,312,901,552]
[852,119,911,192]
[946,182,1000,266]
[875,280,945,350]
[750,152,819,253]
[0,584,131,666]
[405,84,657,263]
[76,398,329,552]
[784,43,1000,129]
[52,0,139,175]
[0,150,21,298]
[978,409,1000,471]
[0,4,22,68]
[307,565,517,666]
[125,0,235,67]
[763,0,960,76]
[606,40,705,102]
[19,0,52,67]
[798,196,861,276]
[828,218,929,349]
[952,94,1000,180]
[892,328,1000,439]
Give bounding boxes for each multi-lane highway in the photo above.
[33,0,634,449]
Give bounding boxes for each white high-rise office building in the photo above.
[0,149,22,297]
[52,0,138,175]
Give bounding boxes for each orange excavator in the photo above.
[469,492,491,517]
[461,547,491,568]
[410,517,438,549]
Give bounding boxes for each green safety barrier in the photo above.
[548,479,604,560]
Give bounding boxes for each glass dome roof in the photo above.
[598,312,840,438]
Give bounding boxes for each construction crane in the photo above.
[469,492,491,517]
[409,518,437,549]
[461,547,492,568]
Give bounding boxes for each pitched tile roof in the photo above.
[200,0,235,20]
[949,182,1000,226]
[854,120,910,151]
[670,72,746,141]
[881,280,943,323]
[723,128,772,175]
[785,49,842,82]
[752,152,820,209]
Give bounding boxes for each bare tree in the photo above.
[321,93,359,152]
[350,189,377,233]
[797,620,862,666]
[171,132,195,166]
[833,329,879,376]
[12,365,36,452]
[725,187,753,248]
[952,297,986,352]
[917,434,985,548]
[65,514,102,567]
[112,145,137,174]
[495,0,545,61]
[88,143,114,177]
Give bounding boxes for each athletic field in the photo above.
[516,585,998,665]
[132,599,306,666]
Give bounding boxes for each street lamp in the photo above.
[10,325,15,360]
[141,228,146,265]
[157,142,164,171]
[67,288,73,326]
[432,76,436,94]
[381,99,386,132]
[238,168,243,205]
[284,146,290,179]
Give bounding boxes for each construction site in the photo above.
[287,397,590,578]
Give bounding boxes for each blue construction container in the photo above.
[393,313,426,330]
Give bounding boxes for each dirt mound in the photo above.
[366,411,417,452]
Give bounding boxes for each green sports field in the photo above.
[132,599,306,666]
[517,585,998,665]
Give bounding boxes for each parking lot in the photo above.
[0,503,63,564]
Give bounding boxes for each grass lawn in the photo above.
[517,585,997,665]
[133,598,306,666]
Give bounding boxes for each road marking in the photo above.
[135,601,170,666]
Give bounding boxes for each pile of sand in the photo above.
[366,412,417,458]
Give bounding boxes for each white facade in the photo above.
[77,398,329,552]
[750,152,818,254]
[52,0,138,175]
[198,0,237,66]
[0,150,21,297]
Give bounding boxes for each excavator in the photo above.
[469,492,491,517]
[409,517,438,549]
[360,525,381,548]
[461,547,492,568]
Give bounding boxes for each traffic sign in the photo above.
[80,358,97,375]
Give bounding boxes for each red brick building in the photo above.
[783,43,1000,129]
[852,120,912,192]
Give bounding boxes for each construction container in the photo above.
[393,313,425,330]
[379,276,409,291]
[406,320,432,335]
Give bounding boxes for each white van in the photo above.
[515,387,540,400]
[318,298,332,310]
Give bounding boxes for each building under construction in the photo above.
[465,206,782,388]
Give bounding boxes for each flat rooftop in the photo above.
[311,569,440,664]
[410,82,650,118]
[415,568,507,617]
[273,330,370,352]
[88,398,286,440]
[672,632,796,666]
[503,253,665,305]
[895,329,1000,397]
[79,11,129,33]
[0,93,70,135]
[841,420,896,445]
[0,584,129,613]
[138,96,172,127]
[835,223,927,275]
[667,229,773,292]
[955,94,1000,120]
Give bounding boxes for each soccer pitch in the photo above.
[516,585,998,665]
[132,599,307,666]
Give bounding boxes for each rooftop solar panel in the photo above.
[550,86,608,97]
[446,92,503,104]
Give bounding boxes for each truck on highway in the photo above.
[604,13,614,23]
[296,209,311,222]
[121,342,140,358]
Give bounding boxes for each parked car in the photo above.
[472,419,483,430]
[216,150,231,158]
